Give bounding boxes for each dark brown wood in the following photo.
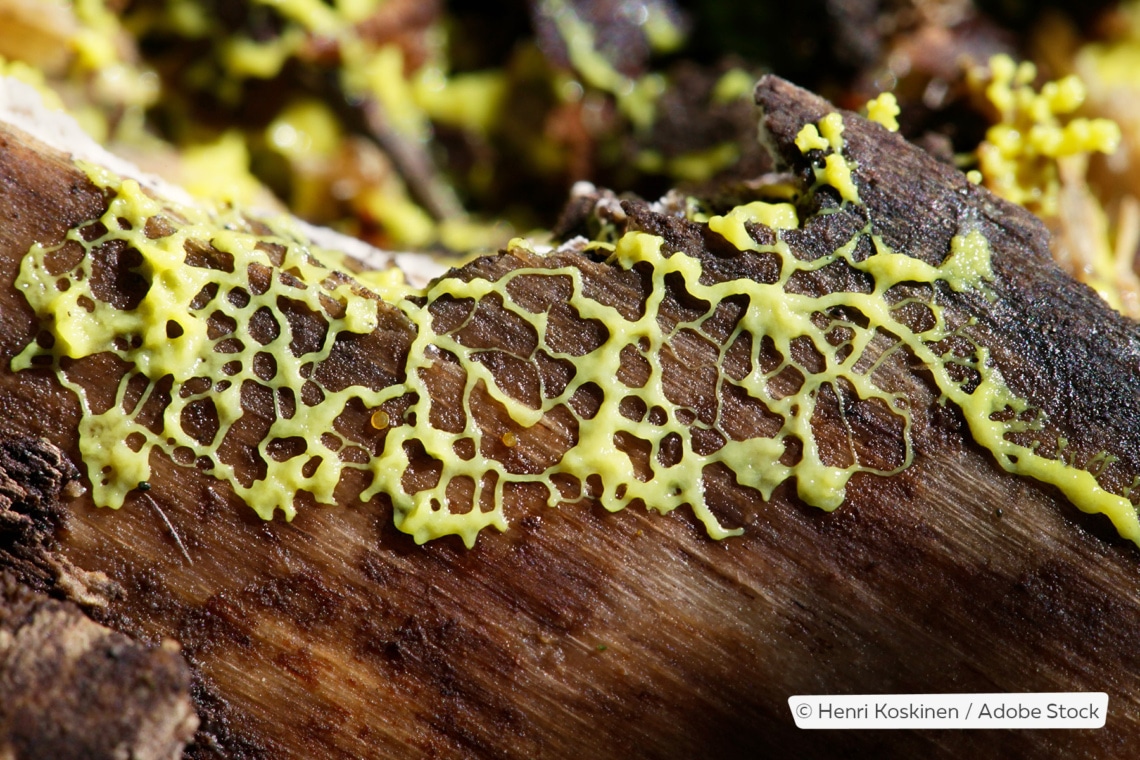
[1,76,1140,759]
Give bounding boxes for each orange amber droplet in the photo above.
[501,431,517,448]
[370,409,390,429]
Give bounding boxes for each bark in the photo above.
[0,440,197,759]
[0,75,1139,759]
[0,576,198,760]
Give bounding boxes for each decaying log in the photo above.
[1,75,1140,759]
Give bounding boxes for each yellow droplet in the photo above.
[371,410,390,430]
[501,431,517,448]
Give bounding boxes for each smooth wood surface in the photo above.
[1,76,1139,758]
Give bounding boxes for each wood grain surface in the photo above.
[1,76,1139,759]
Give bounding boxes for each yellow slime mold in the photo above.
[13,112,1140,548]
